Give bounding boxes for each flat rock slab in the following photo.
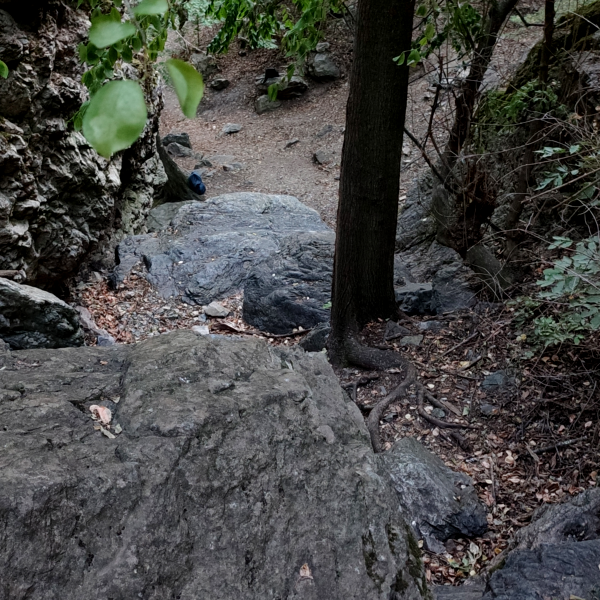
[483,540,600,600]
[378,437,488,544]
[0,278,83,349]
[0,331,426,600]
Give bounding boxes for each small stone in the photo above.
[284,138,299,149]
[223,162,244,172]
[97,334,116,347]
[399,335,423,347]
[384,320,410,340]
[210,78,230,90]
[313,150,334,165]
[315,41,330,52]
[255,95,281,114]
[306,52,341,80]
[431,408,446,419]
[166,142,194,158]
[316,124,334,138]
[418,320,446,333]
[480,403,499,417]
[162,132,191,148]
[482,370,513,391]
[203,302,229,318]
[192,325,210,336]
[222,123,242,134]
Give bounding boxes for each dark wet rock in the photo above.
[395,283,434,315]
[299,322,331,352]
[0,278,83,349]
[162,132,191,148]
[255,73,308,99]
[432,263,476,314]
[210,77,230,90]
[483,541,600,600]
[396,173,436,252]
[115,193,331,325]
[146,200,200,233]
[166,141,194,157]
[0,331,427,600]
[513,487,600,549]
[243,232,334,334]
[379,437,488,543]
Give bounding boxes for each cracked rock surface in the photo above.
[0,331,426,600]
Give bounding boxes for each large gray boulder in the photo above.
[378,438,488,548]
[0,278,83,349]
[0,331,427,600]
[306,51,341,80]
[115,193,333,332]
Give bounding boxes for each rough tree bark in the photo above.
[328,0,415,367]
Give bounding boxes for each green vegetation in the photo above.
[512,236,600,346]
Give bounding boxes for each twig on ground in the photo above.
[534,437,587,454]
[442,332,480,356]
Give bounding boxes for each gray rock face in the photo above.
[0,3,165,286]
[378,438,488,545]
[115,193,332,319]
[307,51,341,80]
[0,331,427,600]
[243,232,334,334]
[0,278,83,349]
[483,541,600,600]
[299,322,331,352]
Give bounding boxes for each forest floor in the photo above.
[75,2,600,589]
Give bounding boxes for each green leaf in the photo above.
[0,60,8,79]
[89,15,136,49]
[407,49,421,66]
[82,80,147,158]
[394,53,406,65]
[133,0,169,16]
[416,4,428,16]
[166,59,204,119]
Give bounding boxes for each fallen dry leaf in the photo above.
[90,405,112,426]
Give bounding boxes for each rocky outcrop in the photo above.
[0,1,165,287]
[379,438,488,553]
[0,277,83,349]
[0,331,427,600]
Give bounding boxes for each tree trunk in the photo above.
[540,0,555,83]
[328,0,415,365]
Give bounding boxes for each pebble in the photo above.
[222,123,242,134]
[203,301,229,318]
